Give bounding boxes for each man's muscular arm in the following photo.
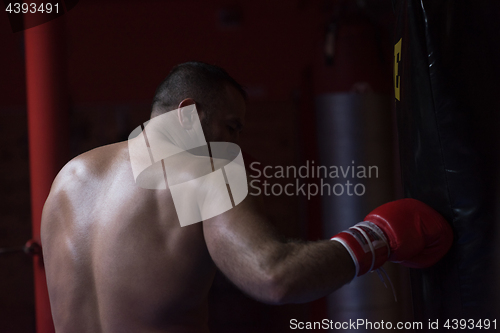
[202,194,355,305]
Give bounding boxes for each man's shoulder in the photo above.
[52,142,128,193]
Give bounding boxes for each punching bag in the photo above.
[394,0,500,326]
[314,6,413,330]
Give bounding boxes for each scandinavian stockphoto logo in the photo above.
[128,105,248,227]
[248,161,379,200]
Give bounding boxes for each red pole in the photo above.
[25,17,69,333]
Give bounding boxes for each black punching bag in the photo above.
[394,0,500,327]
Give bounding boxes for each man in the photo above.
[41,62,453,333]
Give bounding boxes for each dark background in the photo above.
[0,1,395,332]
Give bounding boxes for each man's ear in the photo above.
[177,98,196,129]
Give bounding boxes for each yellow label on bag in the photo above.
[394,38,402,101]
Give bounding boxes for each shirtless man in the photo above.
[41,62,453,333]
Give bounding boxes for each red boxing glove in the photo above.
[331,199,453,277]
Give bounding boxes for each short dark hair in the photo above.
[151,62,246,118]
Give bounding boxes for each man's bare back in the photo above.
[42,141,216,333]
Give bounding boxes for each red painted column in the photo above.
[25,17,69,333]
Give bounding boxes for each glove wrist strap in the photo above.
[331,221,390,276]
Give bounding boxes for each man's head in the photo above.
[151,62,247,143]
